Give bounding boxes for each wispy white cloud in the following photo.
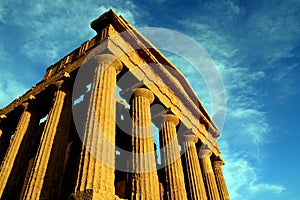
[244,1,300,105]
[0,0,9,24]
[202,0,244,23]
[173,0,297,199]
[220,140,285,200]
[271,64,298,83]
[0,44,30,108]
[246,1,300,64]
[163,53,212,111]
[0,71,28,108]
[250,183,285,194]
[0,1,139,108]
[229,108,269,144]
[166,2,300,198]
[2,1,138,64]
[8,1,100,62]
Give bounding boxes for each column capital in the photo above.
[133,88,155,103]
[213,159,224,167]
[20,95,35,112]
[164,114,180,126]
[179,129,198,143]
[53,80,65,90]
[199,146,213,158]
[0,115,7,119]
[94,54,123,74]
[180,133,198,143]
[0,115,6,124]
[20,102,30,111]
[53,76,71,92]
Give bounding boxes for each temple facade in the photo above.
[0,10,230,200]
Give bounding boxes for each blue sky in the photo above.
[0,1,299,199]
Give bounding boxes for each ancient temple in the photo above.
[0,10,230,200]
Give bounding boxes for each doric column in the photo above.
[74,54,123,200]
[160,114,187,200]
[213,160,230,200]
[180,133,207,200]
[42,82,73,199]
[199,148,220,200]
[23,77,71,200]
[127,88,160,200]
[0,97,38,199]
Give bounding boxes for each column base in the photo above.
[69,189,123,200]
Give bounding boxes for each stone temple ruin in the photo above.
[0,9,229,200]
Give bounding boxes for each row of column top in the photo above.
[122,87,225,164]
[0,55,223,162]
[0,91,224,165]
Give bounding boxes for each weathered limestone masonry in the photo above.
[0,9,230,200]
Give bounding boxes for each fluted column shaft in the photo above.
[43,85,72,199]
[200,149,220,200]
[213,160,230,200]
[127,88,160,200]
[0,101,38,198]
[160,114,187,200]
[181,134,208,200]
[74,54,122,199]
[23,79,70,200]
